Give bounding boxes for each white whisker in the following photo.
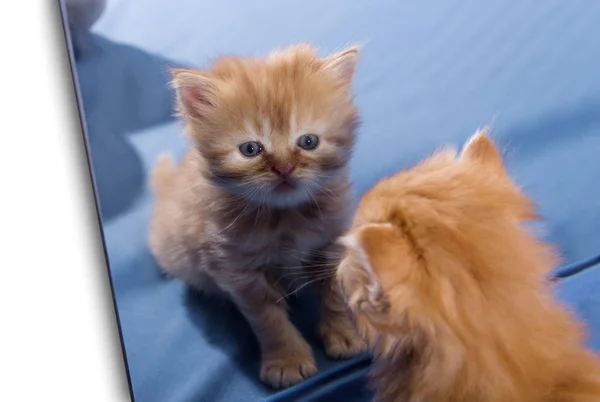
[275,271,335,303]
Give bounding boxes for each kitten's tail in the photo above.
[151,153,176,197]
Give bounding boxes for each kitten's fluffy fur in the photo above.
[337,131,600,401]
[149,44,365,388]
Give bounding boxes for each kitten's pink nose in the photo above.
[271,163,296,178]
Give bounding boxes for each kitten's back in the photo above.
[338,131,600,402]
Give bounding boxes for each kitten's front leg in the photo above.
[317,276,367,359]
[311,246,367,359]
[217,269,317,388]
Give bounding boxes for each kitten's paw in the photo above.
[260,351,317,388]
[319,320,367,360]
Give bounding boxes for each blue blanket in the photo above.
[69,1,600,400]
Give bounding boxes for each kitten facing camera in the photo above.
[148,44,365,388]
[337,131,600,402]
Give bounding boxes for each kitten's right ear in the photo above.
[322,45,360,87]
[170,69,218,120]
[460,129,506,174]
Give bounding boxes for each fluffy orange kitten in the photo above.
[336,131,600,401]
[148,44,365,388]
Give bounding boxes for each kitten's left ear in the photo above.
[358,285,390,318]
[460,129,506,174]
[170,69,218,121]
[339,231,390,319]
[322,45,360,87]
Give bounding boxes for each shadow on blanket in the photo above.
[183,282,331,399]
[71,29,183,222]
[184,290,262,400]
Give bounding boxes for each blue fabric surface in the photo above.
[68,0,600,400]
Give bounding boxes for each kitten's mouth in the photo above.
[274,180,296,192]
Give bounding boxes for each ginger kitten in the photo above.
[336,131,600,401]
[148,44,365,388]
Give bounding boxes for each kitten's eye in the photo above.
[297,134,319,150]
[239,141,263,157]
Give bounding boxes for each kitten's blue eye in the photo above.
[239,141,263,157]
[297,134,319,150]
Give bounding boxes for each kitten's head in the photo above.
[336,131,554,345]
[171,44,360,208]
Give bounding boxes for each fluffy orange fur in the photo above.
[336,131,600,401]
[149,44,365,388]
